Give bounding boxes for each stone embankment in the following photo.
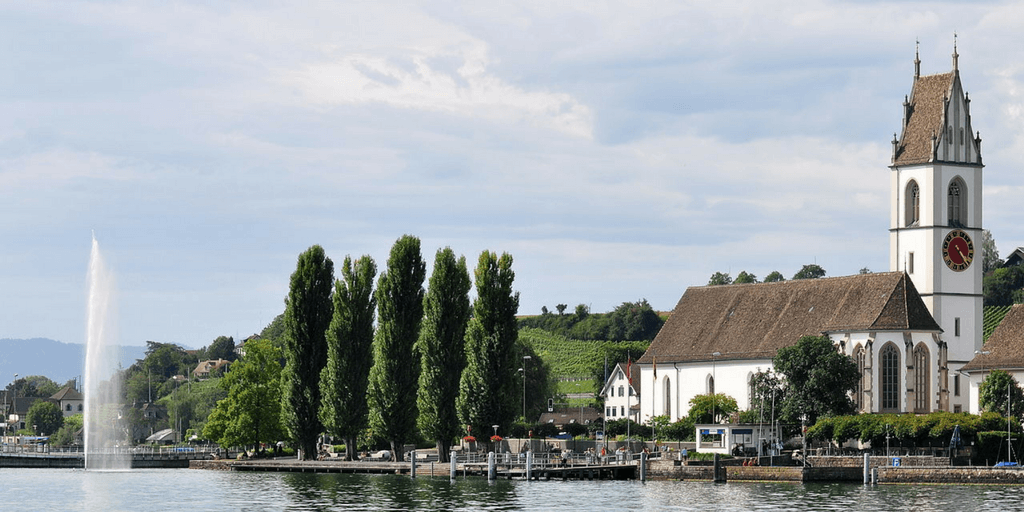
[647,455,1024,484]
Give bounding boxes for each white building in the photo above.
[636,45,986,421]
[600,362,641,422]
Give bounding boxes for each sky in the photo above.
[3,1,1024,350]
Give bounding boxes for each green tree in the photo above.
[51,413,83,447]
[792,264,826,280]
[204,338,284,452]
[734,271,757,284]
[774,335,858,424]
[458,251,521,438]
[747,369,785,420]
[319,255,377,461]
[607,299,663,341]
[281,245,334,460]
[983,265,1024,307]
[556,304,567,315]
[708,272,733,285]
[416,248,472,462]
[979,369,1024,419]
[26,400,63,435]
[981,229,1003,273]
[859,267,872,274]
[368,235,427,462]
[687,393,739,424]
[764,271,785,283]
[207,335,236,362]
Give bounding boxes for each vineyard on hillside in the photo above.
[519,327,650,387]
[983,305,1012,342]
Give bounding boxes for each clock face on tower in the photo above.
[942,229,974,272]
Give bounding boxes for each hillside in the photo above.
[0,338,146,383]
[518,327,649,399]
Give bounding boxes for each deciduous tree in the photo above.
[281,245,334,460]
[734,271,757,284]
[773,335,858,424]
[26,400,63,435]
[204,338,283,452]
[792,264,826,280]
[319,255,377,460]
[708,272,733,285]
[457,251,521,437]
[416,248,471,462]
[764,271,785,283]
[980,369,1024,420]
[687,393,738,424]
[368,235,426,462]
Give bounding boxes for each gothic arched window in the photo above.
[948,178,967,227]
[881,343,901,412]
[707,375,715,396]
[905,180,920,226]
[663,377,672,418]
[853,345,866,412]
[913,344,930,413]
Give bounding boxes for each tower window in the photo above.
[954,374,961,397]
[905,180,920,227]
[948,178,967,227]
[955,317,961,337]
[909,252,915,274]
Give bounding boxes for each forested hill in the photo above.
[0,338,146,383]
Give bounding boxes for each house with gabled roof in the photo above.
[193,359,231,379]
[49,386,84,417]
[600,362,641,423]
[960,304,1024,409]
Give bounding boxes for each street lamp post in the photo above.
[12,373,18,434]
[711,352,721,423]
[521,355,531,421]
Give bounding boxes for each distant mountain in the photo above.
[0,338,146,384]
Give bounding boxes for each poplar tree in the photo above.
[368,235,426,462]
[281,245,334,460]
[457,251,520,438]
[416,248,471,462]
[319,255,377,460]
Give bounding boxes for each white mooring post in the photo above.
[863,453,870,484]
[410,449,416,479]
[526,450,534,481]
[450,451,457,480]
[640,451,647,482]
[488,451,496,481]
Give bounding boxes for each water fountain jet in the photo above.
[83,234,129,470]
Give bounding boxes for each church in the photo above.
[636,44,986,422]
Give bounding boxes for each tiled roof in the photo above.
[962,304,1024,371]
[50,386,83,401]
[893,72,954,166]
[638,272,940,364]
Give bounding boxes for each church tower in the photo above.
[890,41,983,412]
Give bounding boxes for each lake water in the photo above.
[4,468,1022,511]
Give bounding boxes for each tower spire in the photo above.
[952,32,959,72]
[914,38,921,79]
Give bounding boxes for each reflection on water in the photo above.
[2,467,1023,511]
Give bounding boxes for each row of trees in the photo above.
[707,264,827,286]
[205,236,527,462]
